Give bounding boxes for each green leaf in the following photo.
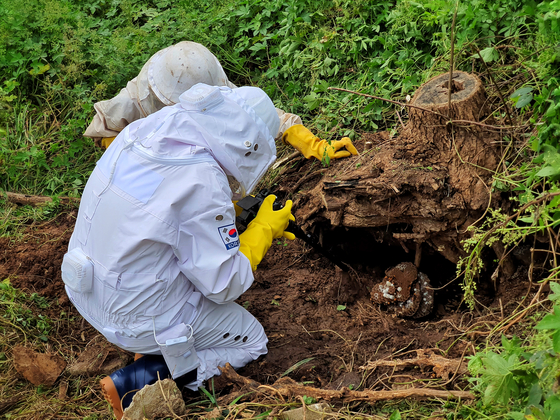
[336,305,346,311]
[478,47,499,63]
[535,306,560,330]
[515,94,534,108]
[553,330,560,353]
[510,86,534,108]
[389,410,402,420]
[545,395,560,417]
[527,382,543,406]
[511,87,534,98]
[536,166,560,177]
[507,413,525,420]
[302,395,316,405]
[549,282,560,302]
[480,352,520,404]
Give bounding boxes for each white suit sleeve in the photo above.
[173,168,254,304]
[83,79,144,139]
[276,108,302,136]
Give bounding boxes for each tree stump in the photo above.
[293,71,502,269]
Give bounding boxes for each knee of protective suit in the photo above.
[187,339,268,391]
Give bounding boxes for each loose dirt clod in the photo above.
[12,346,66,386]
[67,337,133,377]
[122,378,186,420]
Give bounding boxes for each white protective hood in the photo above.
[129,83,279,195]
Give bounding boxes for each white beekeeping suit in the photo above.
[64,83,281,389]
[84,41,301,146]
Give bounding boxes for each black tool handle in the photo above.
[236,190,348,271]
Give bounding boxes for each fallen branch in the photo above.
[2,191,80,207]
[218,364,474,404]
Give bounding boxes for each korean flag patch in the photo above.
[218,223,240,250]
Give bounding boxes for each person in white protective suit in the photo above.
[62,83,295,420]
[84,41,358,161]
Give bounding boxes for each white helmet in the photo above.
[135,42,234,116]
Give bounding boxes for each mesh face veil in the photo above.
[178,84,279,195]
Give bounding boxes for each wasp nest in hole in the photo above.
[370,262,434,318]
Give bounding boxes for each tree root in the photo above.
[217,363,474,405]
[359,349,468,381]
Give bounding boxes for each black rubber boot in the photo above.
[100,355,198,419]
[100,355,171,419]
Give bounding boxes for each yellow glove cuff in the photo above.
[239,223,273,271]
[101,137,116,149]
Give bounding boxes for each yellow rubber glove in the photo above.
[101,137,116,149]
[239,195,295,271]
[282,125,358,161]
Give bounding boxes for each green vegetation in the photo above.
[0,279,52,341]
[468,283,560,419]
[1,0,560,418]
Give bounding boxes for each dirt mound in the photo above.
[0,210,76,303]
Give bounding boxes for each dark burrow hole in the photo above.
[310,223,463,313]
[441,79,465,94]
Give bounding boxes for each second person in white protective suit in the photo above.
[84,41,357,161]
[62,83,295,419]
